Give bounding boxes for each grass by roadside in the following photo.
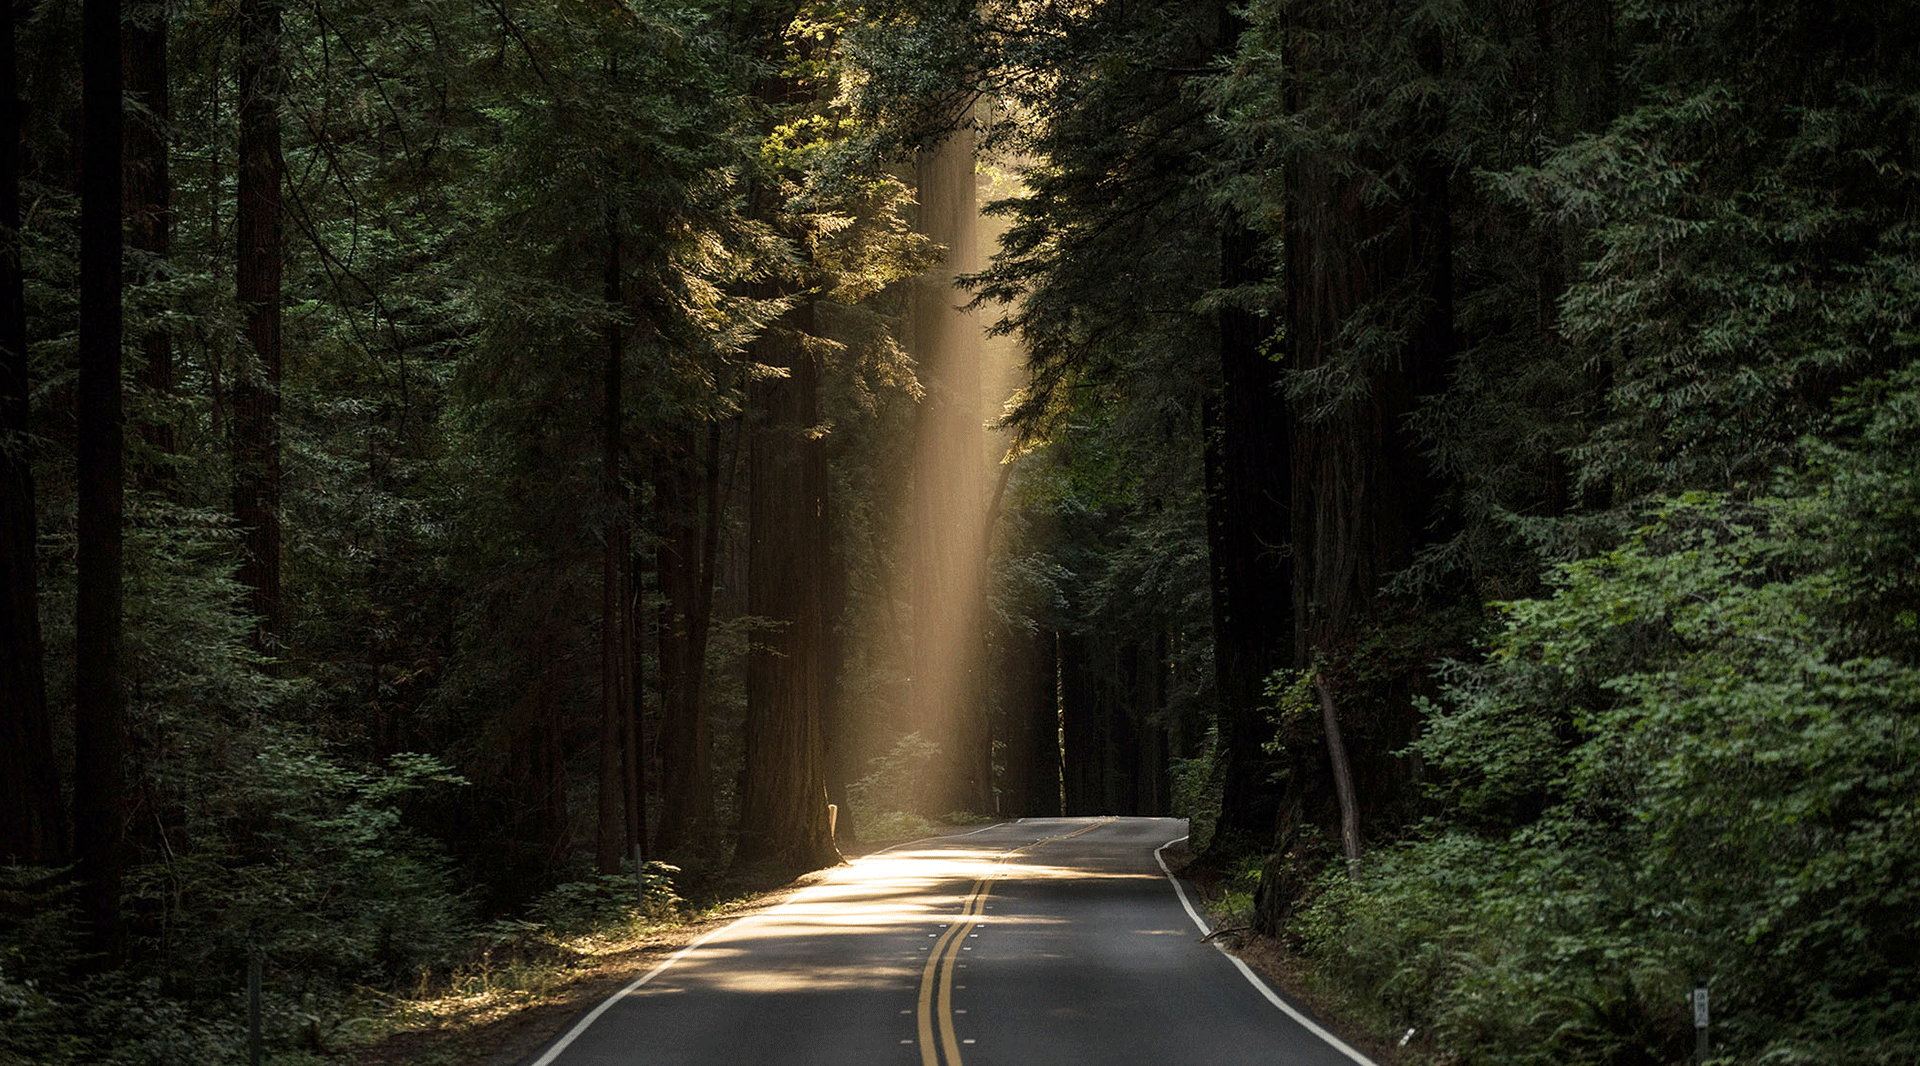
[343,886,801,1066]
[1164,842,1411,1066]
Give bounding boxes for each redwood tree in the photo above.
[0,0,61,867]
[233,0,283,650]
[736,297,838,873]
[74,0,127,961]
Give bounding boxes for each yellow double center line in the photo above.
[915,818,1116,1066]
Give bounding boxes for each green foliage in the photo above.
[1291,832,1691,1066]
[1197,0,1920,1058]
[849,731,944,820]
[1301,359,1920,1062]
[853,811,941,843]
[128,743,472,992]
[524,864,685,936]
[1168,726,1224,854]
[1212,855,1265,931]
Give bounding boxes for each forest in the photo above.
[3,0,1917,1063]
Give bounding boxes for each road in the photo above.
[521,817,1376,1066]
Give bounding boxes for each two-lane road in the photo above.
[523,817,1375,1066]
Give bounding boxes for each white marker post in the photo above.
[1692,980,1709,1063]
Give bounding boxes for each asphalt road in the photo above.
[521,817,1375,1066]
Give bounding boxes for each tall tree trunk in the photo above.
[597,208,633,875]
[125,0,172,484]
[1202,216,1291,855]
[821,490,855,841]
[1283,16,1449,666]
[0,0,62,867]
[1197,0,1292,859]
[736,296,837,874]
[625,546,646,863]
[233,0,283,652]
[908,114,990,816]
[1249,6,1454,936]
[653,428,715,857]
[1017,628,1062,817]
[506,641,571,892]
[74,0,127,963]
[1058,630,1096,815]
[733,12,838,874]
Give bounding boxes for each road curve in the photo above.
[520,817,1376,1066]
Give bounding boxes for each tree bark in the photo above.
[0,0,63,867]
[1282,10,1449,665]
[730,7,838,876]
[653,429,716,857]
[1020,628,1063,817]
[1202,216,1292,855]
[735,296,837,874]
[596,209,633,876]
[1058,630,1097,815]
[625,547,646,862]
[1249,7,1453,937]
[74,0,127,963]
[233,0,283,652]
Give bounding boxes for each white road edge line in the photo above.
[1153,835,1380,1066]
[528,820,1018,1065]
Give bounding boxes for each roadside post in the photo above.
[1692,979,1709,1063]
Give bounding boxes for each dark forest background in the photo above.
[4,1,1917,1064]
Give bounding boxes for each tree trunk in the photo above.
[0,0,62,867]
[653,429,716,857]
[821,488,855,841]
[597,208,633,875]
[1283,12,1449,665]
[625,549,646,862]
[506,641,571,892]
[735,296,837,874]
[74,0,127,962]
[233,0,283,652]
[1202,216,1292,855]
[1059,630,1097,815]
[1249,9,1452,938]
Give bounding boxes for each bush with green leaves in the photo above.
[125,742,473,1001]
[524,863,685,937]
[1293,363,1920,1065]
[1168,726,1223,854]
[848,731,944,823]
